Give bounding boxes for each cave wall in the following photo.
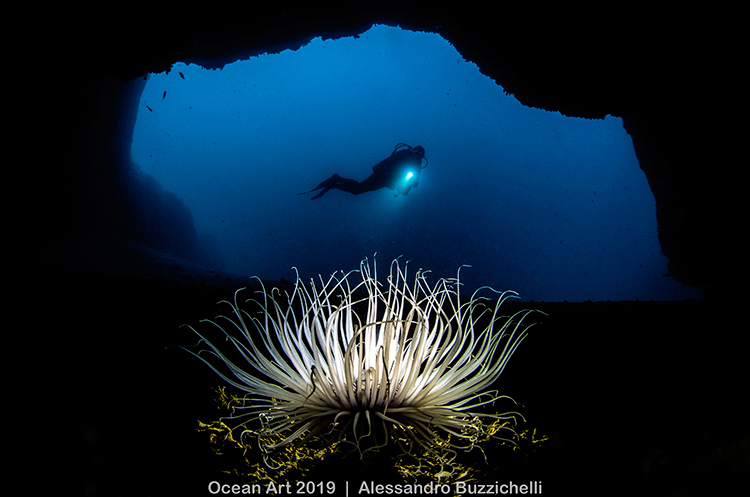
[47,74,208,264]
[45,5,725,296]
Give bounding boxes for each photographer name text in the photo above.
[208,479,542,495]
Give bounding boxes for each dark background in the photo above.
[18,4,746,496]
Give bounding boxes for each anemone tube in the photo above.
[183,258,540,462]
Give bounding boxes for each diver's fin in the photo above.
[310,188,330,200]
[297,174,340,199]
[297,187,321,195]
[297,181,327,196]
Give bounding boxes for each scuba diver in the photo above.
[298,143,427,199]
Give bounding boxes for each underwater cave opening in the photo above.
[130,24,700,302]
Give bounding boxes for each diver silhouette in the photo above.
[299,143,427,199]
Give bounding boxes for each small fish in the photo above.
[162,90,167,100]
[146,105,153,112]
[179,72,185,79]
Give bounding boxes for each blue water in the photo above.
[131,25,700,302]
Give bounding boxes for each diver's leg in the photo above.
[298,174,341,194]
[298,174,342,198]
[329,176,363,195]
[300,173,364,199]
[300,168,387,198]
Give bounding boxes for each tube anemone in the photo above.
[183,258,540,463]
